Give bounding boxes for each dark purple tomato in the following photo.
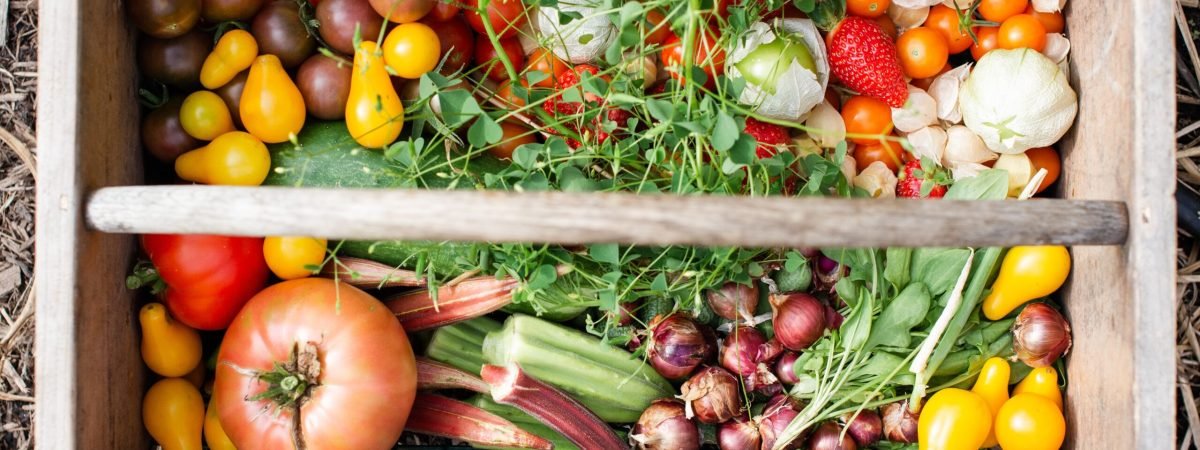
[143,96,202,163]
[251,0,317,68]
[422,17,475,73]
[296,54,352,120]
[214,70,250,128]
[316,0,385,55]
[128,0,202,38]
[203,0,266,21]
[138,29,213,89]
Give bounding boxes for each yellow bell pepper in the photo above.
[144,378,205,450]
[970,357,1011,447]
[994,394,1066,450]
[1013,366,1063,410]
[982,246,1070,320]
[918,388,992,450]
[139,303,202,377]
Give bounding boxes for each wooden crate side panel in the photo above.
[35,0,144,448]
[1060,0,1176,449]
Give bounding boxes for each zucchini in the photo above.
[425,317,503,375]
[336,240,482,279]
[483,314,673,423]
[471,396,581,450]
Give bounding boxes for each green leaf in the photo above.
[558,166,596,192]
[513,143,541,169]
[865,282,932,350]
[794,0,816,12]
[527,264,559,290]
[590,243,620,267]
[558,9,582,25]
[646,99,675,122]
[712,111,738,152]
[729,134,757,165]
[608,93,645,106]
[525,70,550,86]
[438,89,482,127]
[910,248,970,297]
[883,247,912,291]
[650,273,668,292]
[944,169,1009,200]
[577,33,594,45]
[467,114,503,147]
[841,291,873,350]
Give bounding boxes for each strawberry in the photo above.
[744,117,790,158]
[896,159,949,198]
[819,15,909,107]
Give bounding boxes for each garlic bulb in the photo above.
[537,1,616,64]
[727,19,830,122]
[791,135,822,158]
[959,49,1077,153]
[892,85,938,132]
[1042,34,1071,64]
[906,126,948,164]
[942,125,998,180]
[928,63,971,123]
[894,0,943,8]
[887,4,930,30]
[841,154,858,183]
[854,161,899,198]
[623,54,658,86]
[805,101,846,148]
[992,153,1034,197]
[1032,0,1065,12]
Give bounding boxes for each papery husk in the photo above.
[928,63,972,123]
[887,4,930,30]
[517,17,540,55]
[622,54,658,86]
[894,0,942,8]
[805,101,846,148]
[906,126,948,164]
[942,125,997,180]
[1032,0,1066,12]
[959,49,1077,153]
[536,1,615,64]
[1043,34,1071,64]
[854,161,899,198]
[727,19,830,122]
[892,85,938,132]
[941,0,974,8]
[841,154,858,183]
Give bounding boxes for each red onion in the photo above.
[647,314,714,380]
[612,301,638,326]
[814,255,845,292]
[807,422,856,450]
[775,352,801,385]
[720,327,776,376]
[823,304,844,331]
[881,401,919,443]
[680,367,743,424]
[707,282,760,323]
[757,394,803,450]
[630,399,701,450]
[745,367,782,396]
[841,410,881,447]
[770,293,827,351]
[1012,303,1073,368]
[718,416,762,450]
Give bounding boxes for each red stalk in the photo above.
[320,257,426,287]
[416,358,489,393]
[481,363,629,450]
[405,393,553,450]
[385,276,518,331]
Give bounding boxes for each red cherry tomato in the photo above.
[474,37,524,82]
[462,0,526,38]
[661,30,725,87]
[644,9,671,47]
[141,234,268,330]
[427,0,459,21]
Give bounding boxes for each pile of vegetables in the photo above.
[126,0,1081,448]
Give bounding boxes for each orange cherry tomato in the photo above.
[1025,147,1060,194]
[896,27,949,79]
[854,138,903,173]
[970,26,1000,60]
[978,0,1028,22]
[847,0,890,18]
[495,79,527,107]
[661,30,725,87]
[925,4,973,54]
[997,14,1046,52]
[490,121,537,159]
[841,95,894,145]
[524,48,568,88]
[1025,4,1065,33]
[382,22,442,79]
[644,9,672,47]
[911,62,951,90]
[873,15,898,40]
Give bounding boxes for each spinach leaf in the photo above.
[944,169,1009,200]
[884,248,912,293]
[841,290,874,350]
[910,248,971,296]
[865,282,932,350]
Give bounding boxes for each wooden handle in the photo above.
[84,186,1127,247]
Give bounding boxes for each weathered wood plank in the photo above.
[34,0,144,448]
[84,186,1128,247]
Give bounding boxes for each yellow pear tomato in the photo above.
[201,29,258,89]
[918,388,993,450]
[263,236,328,280]
[982,245,1070,320]
[995,394,1066,450]
[346,41,404,148]
[140,303,203,377]
[971,357,1011,447]
[241,54,306,143]
[1013,366,1063,410]
[175,131,271,186]
[205,397,237,450]
[144,378,205,450]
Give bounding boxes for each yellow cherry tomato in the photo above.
[994,394,1066,450]
[971,357,1011,448]
[346,41,404,148]
[383,22,441,79]
[263,236,328,280]
[1013,366,1063,410]
[175,131,271,186]
[982,245,1070,320]
[201,29,258,89]
[205,397,237,450]
[918,388,992,450]
[180,91,236,141]
[241,54,306,143]
[140,303,203,377]
[144,378,205,450]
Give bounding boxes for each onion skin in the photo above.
[758,394,803,450]
[823,304,844,331]
[707,282,760,323]
[720,327,776,376]
[647,314,714,380]
[807,422,856,450]
[841,410,882,447]
[775,352,801,385]
[814,255,845,292]
[881,401,919,444]
[718,416,762,450]
[680,367,743,424]
[770,293,827,351]
[631,399,701,450]
[1012,303,1073,368]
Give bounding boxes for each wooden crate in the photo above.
[34,0,1176,448]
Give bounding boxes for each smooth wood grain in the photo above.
[85,186,1128,247]
[34,0,145,448]
[1059,0,1176,449]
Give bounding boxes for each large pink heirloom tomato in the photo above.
[214,278,417,450]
